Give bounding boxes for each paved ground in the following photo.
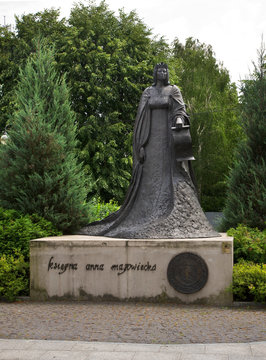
[0,339,265,359]
[0,300,265,344]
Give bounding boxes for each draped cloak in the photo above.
[78,85,219,238]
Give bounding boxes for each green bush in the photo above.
[0,207,61,260]
[0,207,61,300]
[0,252,29,301]
[232,261,266,302]
[87,198,120,223]
[228,224,266,264]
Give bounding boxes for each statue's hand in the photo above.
[139,147,145,164]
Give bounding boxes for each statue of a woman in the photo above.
[79,63,219,238]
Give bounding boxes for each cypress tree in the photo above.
[0,40,88,232]
[220,43,266,230]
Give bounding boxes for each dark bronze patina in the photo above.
[78,63,219,238]
[167,252,208,294]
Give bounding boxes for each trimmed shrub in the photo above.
[0,252,29,301]
[232,261,266,302]
[0,207,61,300]
[0,207,61,260]
[228,224,266,264]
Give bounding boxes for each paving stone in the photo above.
[28,339,75,350]
[0,300,265,345]
[205,343,252,355]
[71,341,118,351]
[0,339,265,359]
[0,350,46,359]
[116,343,161,352]
[86,351,134,360]
[228,355,266,360]
[133,352,181,360]
[180,354,228,360]
[133,351,181,359]
[0,339,34,350]
[39,350,88,360]
[160,344,205,353]
[250,342,266,356]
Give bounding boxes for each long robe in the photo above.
[78,85,219,238]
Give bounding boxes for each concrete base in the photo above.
[30,234,233,305]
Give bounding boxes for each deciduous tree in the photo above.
[172,38,241,210]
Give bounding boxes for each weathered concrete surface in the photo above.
[0,339,265,360]
[30,234,233,305]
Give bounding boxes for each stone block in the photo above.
[30,234,233,305]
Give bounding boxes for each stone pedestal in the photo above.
[30,234,233,305]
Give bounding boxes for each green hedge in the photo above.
[232,261,266,302]
[228,224,266,264]
[0,252,29,301]
[227,225,266,302]
[0,207,61,301]
[0,207,61,260]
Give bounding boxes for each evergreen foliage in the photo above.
[220,43,266,230]
[0,10,67,131]
[0,26,20,131]
[0,40,88,232]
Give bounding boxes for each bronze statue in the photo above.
[79,63,219,238]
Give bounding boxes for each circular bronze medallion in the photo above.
[167,252,208,294]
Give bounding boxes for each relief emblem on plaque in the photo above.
[167,252,208,294]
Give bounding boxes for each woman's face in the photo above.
[156,67,167,82]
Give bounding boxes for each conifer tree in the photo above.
[220,43,266,230]
[0,40,88,232]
